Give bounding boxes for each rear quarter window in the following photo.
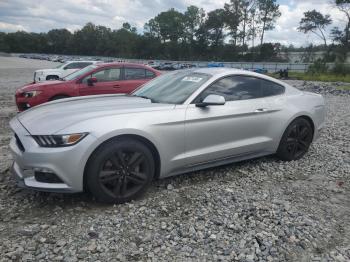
[261,80,285,97]
[77,62,92,68]
[125,68,146,80]
[145,70,156,78]
[64,62,91,70]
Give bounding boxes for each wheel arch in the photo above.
[298,115,315,136]
[83,134,161,192]
[277,113,316,147]
[45,74,60,80]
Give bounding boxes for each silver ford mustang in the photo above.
[9,68,325,203]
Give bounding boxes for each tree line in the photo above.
[0,0,349,62]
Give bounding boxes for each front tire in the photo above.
[276,118,313,161]
[86,138,155,203]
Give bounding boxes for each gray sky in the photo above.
[0,0,347,46]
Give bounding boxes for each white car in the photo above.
[34,61,100,82]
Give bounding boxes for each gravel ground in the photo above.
[0,57,349,261]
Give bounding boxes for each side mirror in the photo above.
[87,77,98,86]
[196,94,226,107]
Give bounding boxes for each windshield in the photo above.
[63,65,98,81]
[132,70,211,104]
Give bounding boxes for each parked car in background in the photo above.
[248,68,268,74]
[146,61,161,69]
[49,55,61,62]
[34,61,100,82]
[207,62,225,67]
[158,62,176,70]
[9,68,325,203]
[157,62,192,70]
[16,63,161,111]
[181,63,197,69]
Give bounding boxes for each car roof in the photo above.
[190,67,289,87]
[65,60,100,63]
[95,62,153,68]
[192,67,253,75]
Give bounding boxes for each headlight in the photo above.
[23,91,42,98]
[32,133,88,147]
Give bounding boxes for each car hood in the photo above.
[35,68,60,74]
[16,94,175,134]
[17,80,69,93]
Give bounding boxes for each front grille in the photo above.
[15,133,25,152]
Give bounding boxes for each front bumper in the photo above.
[11,161,74,193]
[9,117,94,193]
[15,94,48,112]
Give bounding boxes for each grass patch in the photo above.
[336,85,350,90]
[269,72,350,83]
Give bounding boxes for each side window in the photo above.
[82,68,121,83]
[76,62,92,69]
[125,68,146,80]
[261,80,284,97]
[196,76,262,102]
[65,62,91,70]
[145,70,156,78]
[64,63,79,70]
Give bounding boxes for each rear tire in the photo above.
[276,118,313,161]
[86,138,155,203]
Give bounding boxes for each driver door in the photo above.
[78,67,124,96]
[184,75,273,166]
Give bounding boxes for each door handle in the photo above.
[255,108,268,113]
[113,84,121,88]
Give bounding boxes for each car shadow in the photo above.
[2,154,279,211]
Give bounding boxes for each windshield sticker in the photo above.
[181,76,203,82]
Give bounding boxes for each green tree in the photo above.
[0,32,9,52]
[70,23,99,55]
[334,0,350,57]
[183,5,206,43]
[144,18,161,39]
[95,25,113,56]
[240,0,257,47]
[256,0,281,45]
[111,26,139,58]
[147,8,185,43]
[298,10,332,46]
[205,9,226,47]
[47,29,72,54]
[122,22,137,33]
[224,0,243,46]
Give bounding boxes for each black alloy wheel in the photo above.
[277,118,313,161]
[86,138,155,203]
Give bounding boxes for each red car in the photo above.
[16,63,161,111]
